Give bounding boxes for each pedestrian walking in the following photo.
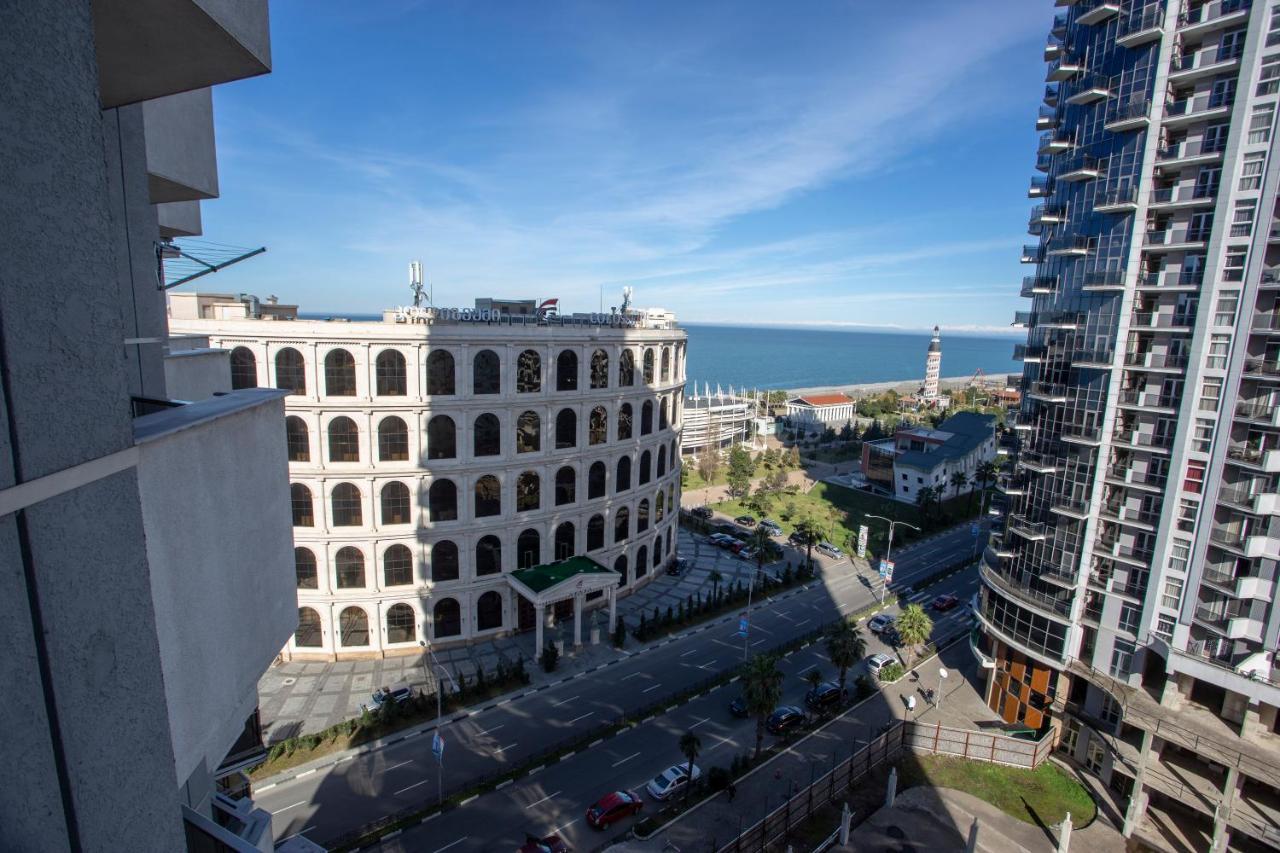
[907,694,917,714]
[727,781,737,802]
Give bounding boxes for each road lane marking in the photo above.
[567,711,594,724]
[680,649,699,657]
[707,734,737,752]
[751,639,767,646]
[690,716,711,729]
[613,751,641,767]
[474,724,504,737]
[712,638,738,649]
[394,780,430,796]
[495,742,518,753]
[525,790,561,809]
[620,672,645,681]
[552,818,580,835]
[551,695,579,707]
[382,760,412,773]
[794,619,811,628]
[271,801,306,814]
[699,659,717,669]
[642,683,662,693]
[432,838,468,853]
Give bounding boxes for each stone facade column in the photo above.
[1122,727,1155,837]
[535,602,545,652]
[608,585,617,633]
[573,591,584,647]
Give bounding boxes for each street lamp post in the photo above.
[419,640,457,804]
[865,514,921,603]
[938,667,949,710]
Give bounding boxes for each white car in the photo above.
[816,542,843,558]
[867,613,895,634]
[759,520,783,536]
[645,763,702,800]
[866,653,894,677]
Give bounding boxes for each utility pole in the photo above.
[420,640,457,804]
[865,514,920,603]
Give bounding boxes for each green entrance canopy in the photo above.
[509,555,615,595]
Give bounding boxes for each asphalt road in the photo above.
[263,520,987,846]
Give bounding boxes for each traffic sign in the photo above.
[432,731,444,762]
[856,525,868,558]
[884,560,895,582]
[737,614,749,638]
[878,560,888,577]
[970,522,980,536]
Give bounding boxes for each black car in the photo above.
[881,626,901,646]
[804,681,843,712]
[728,695,749,718]
[788,531,808,546]
[691,506,713,519]
[666,558,689,577]
[735,515,757,527]
[765,705,805,735]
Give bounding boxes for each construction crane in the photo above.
[967,367,986,388]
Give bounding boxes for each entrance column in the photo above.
[608,586,617,634]
[535,602,545,652]
[573,592,584,647]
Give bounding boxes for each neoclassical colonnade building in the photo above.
[169,293,686,659]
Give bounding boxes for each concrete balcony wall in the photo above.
[135,390,295,791]
[163,347,230,401]
[93,0,271,108]
[143,88,219,203]
[157,199,203,238]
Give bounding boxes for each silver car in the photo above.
[816,541,843,558]
[645,763,702,800]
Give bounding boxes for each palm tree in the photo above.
[794,519,818,570]
[914,486,938,526]
[805,668,824,692]
[895,603,934,664]
[824,619,866,694]
[708,569,724,601]
[751,525,773,583]
[678,729,702,803]
[742,654,785,759]
[949,470,968,502]
[974,459,999,514]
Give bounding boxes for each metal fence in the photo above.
[903,721,1054,768]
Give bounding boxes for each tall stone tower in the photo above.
[923,325,941,400]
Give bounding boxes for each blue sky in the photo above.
[198,0,1055,332]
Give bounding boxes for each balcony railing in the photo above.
[1027,380,1072,401]
[1095,186,1138,210]
[1019,276,1057,297]
[1156,138,1226,162]
[1037,105,1061,130]
[1104,98,1151,129]
[1251,312,1280,332]
[1165,92,1235,119]
[980,561,1074,617]
[1071,347,1115,366]
[1171,43,1244,75]
[1045,84,1060,106]
[1144,227,1210,247]
[1029,176,1053,197]
[1178,0,1252,30]
[1046,235,1092,255]
[1118,389,1178,409]
[1118,5,1165,44]
[1057,152,1102,179]
[1100,502,1161,526]
[1150,184,1216,205]
[1037,132,1074,154]
[1124,351,1188,369]
[1136,269,1204,288]
[1130,310,1197,329]
[1113,428,1174,449]
[1083,268,1126,289]
[1066,73,1112,104]
[1012,310,1035,327]
[1106,464,1167,488]
[1244,358,1280,377]
[1008,514,1050,540]
[1236,400,1277,420]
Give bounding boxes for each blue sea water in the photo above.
[682,324,1019,392]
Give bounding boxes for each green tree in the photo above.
[915,485,940,527]
[708,569,724,600]
[697,451,721,485]
[839,421,854,441]
[895,603,934,662]
[742,654,785,759]
[678,730,702,803]
[974,459,999,513]
[766,467,789,494]
[805,668,823,692]
[863,420,885,442]
[751,526,773,585]
[822,425,836,443]
[726,446,756,499]
[824,619,867,694]
[794,518,819,569]
[949,470,968,501]
[612,617,626,648]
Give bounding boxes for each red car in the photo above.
[930,594,960,612]
[517,834,570,853]
[585,790,643,829]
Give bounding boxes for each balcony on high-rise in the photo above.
[1046,235,1092,257]
[1021,245,1045,264]
[1098,499,1161,530]
[1149,183,1217,210]
[1028,176,1054,198]
[1169,42,1244,83]
[1123,349,1189,371]
[1019,275,1058,297]
[1050,495,1093,519]
[1106,460,1168,491]
[1156,136,1226,167]
[1104,97,1151,132]
[1066,73,1112,105]
[1112,426,1175,452]
[1164,92,1234,127]
[1008,514,1051,541]
[1251,311,1280,334]
[1018,448,1065,474]
[1094,185,1139,213]
[1262,268,1280,289]
[1117,388,1180,413]
[1058,151,1102,182]
[1243,356,1280,380]
[1044,38,1066,62]
[1177,0,1253,36]
[1026,380,1072,403]
[1136,268,1204,291]
[1117,5,1165,46]
[1076,0,1121,26]
[1082,268,1127,291]
[1044,82,1060,107]
[1038,131,1075,155]
[1227,442,1280,472]
[1219,482,1280,515]
[1061,422,1103,446]
[1047,55,1084,82]
[1235,398,1280,427]
[1013,342,1047,361]
[1142,225,1211,252]
[1037,106,1061,131]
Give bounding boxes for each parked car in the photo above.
[518,835,570,853]
[667,558,690,577]
[737,547,759,562]
[865,653,894,677]
[815,541,843,558]
[729,540,749,554]
[867,614,895,634]
[804,681,844,712]
[881,626,900,646]
[788,531,809,546]
[645,763,702,800]
[766,705,806,735]
[728,695,749,718]
[930,593,960,612]
[716,523,739,536]
[361,683,412,714]
[735,514,757,527]
[585,790,643,829]
[691,506,713,519]
[759,520,782,536]
[710,534,736,548]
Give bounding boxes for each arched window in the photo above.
[660,397,669,431]
[375,349,407,396]
[295,607,322,647]
[286,416,310,462]
[431,541,459,582]
[381,481,411,525]
[428,479,457,522]
[516,471,540,512]
[656,490,665,522]
[660,347,671,382]
[476,535,502,576]
[325,349,357,396]
[477,591,503,631]
[427,350,455,395]
[516,411,540,453]
[619,350,635,387]
[555,466,576,505]
[654,535,663,567]
[331,483,362,526]
[614,507,630,543]
[518,529,540,569]
[641,401,654,435]
[639,450,651,485]
[473,349,500,394]
[275,347,306,395]
[378,416,409,461]
[230,347,258,389]
[657,446,667,477]
[589,406,608,445]
[428,415,457,460]
[327,416,360,463]
[618,403,633,440]
[291,484,314,527]
[616,456,632,492]
[642,348,655,383]
[340,607,369,646]
[587,514,605,551]
[638,498,650,532]
[590,349,609,389]
[614,554,629,588]
[474,413,500,457]
[557,349,578,391]
[588,461,606,499]
[554,522,576,559]
[384,544,413,586]
[556,408,577,449]
[517,349,541,393]
[475,475,501,517]
[295,547,317,589]
[433,598,461,638]
[636,545,648,578]
[386,603,416,643]
[335,546,365,588]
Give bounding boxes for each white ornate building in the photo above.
[170,293,686,659]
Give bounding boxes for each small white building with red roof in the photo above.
[784,392,856,429]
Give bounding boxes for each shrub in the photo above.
[855,675,876,700]
[541,643,559,673]
[612,618,627,648]
[878,662,905,683]
[708,766,729,792]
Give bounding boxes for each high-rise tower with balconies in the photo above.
[977,2,1280,849]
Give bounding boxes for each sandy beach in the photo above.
[786,373,1015,399]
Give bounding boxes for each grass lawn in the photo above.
[901,755,1096,828]
[711,481,981,555]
